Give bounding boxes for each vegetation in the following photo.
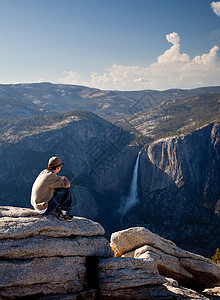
[152,93,220,140]
[128,93,220,145]
[212,248,220,265]
[0,110,109,146]
[1,91,220,148]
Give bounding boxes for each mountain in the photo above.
[0,82,161,121]
[1,83,220,257]
[119,92,220,143]
[1,83,220,123]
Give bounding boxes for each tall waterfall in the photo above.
[118,152,140,223]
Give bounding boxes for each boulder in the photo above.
[98,257,167,299]
[98,257,211,299]
[0,206,105,238]
[111,227,220,290]
[111,227,178,257]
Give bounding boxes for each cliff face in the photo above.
[0,111,139,234]
[122,122,220,257]
[1,106,219,256]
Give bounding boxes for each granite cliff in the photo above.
[121,122,220,257]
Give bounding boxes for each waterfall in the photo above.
[118,152,140,224]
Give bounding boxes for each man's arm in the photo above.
[63,177,70,188]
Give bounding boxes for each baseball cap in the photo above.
[48,156,64,168]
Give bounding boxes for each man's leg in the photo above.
[46,188,72,214]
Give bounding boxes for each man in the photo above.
[31,156,73,221]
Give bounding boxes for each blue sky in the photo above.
[0,0,220,90]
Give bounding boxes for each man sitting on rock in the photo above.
[30,156,73,221]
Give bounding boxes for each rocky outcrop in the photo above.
[0,206,112,299]
[97,256,218,299]
[98,257,167,299]
[1,207,220,299]
[111,227,220,291]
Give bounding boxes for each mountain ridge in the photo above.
[1,82,220,122]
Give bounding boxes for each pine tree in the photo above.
[212,248,220,265]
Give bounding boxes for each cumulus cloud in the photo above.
[211,1,220,17]
[59,71,82,85]
[157,32,189,63]
[88,32,220,90]
[59,32,220,90]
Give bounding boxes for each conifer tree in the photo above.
[212,248,220,265]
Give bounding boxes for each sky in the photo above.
[0,0,220,91]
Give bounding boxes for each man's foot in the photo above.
[52,210,73,221]
[59,211,73,221]
[52,208,62,218]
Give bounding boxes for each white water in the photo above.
[118,152,140,223]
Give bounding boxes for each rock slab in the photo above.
[0,257,86,297]
[0,235,112,259]
[98,257,167,299]
[0,206,105,239]
[0,206,112,299]
[111,227,220,290]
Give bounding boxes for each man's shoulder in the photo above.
[37,169,56,180]
[39,169,52,176]
[40,169,63,181]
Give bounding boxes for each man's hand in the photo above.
[62,177,70,188]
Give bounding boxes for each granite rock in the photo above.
[0,235,112,259]
[0,257,86,297]
[0,206,105,239]
[111,227,220,290]
[98,257,166,294]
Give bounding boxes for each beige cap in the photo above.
[48,156,64,168]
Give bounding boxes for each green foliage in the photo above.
[0,110,108,146]
[212,248,220,265]
[149,93,220,141]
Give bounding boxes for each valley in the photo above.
[0,83,219,258]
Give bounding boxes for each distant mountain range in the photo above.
[1,82,220,122]
[1,83,220,146]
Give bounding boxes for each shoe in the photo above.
[52,208,62,218]
[53,211,73,221]
[59,212,73,221]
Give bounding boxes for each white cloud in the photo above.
[211,1,220,17]
[59,32,220,91]
[157,32,189,63]
[59,71,82,85]
[88,32,220,90]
